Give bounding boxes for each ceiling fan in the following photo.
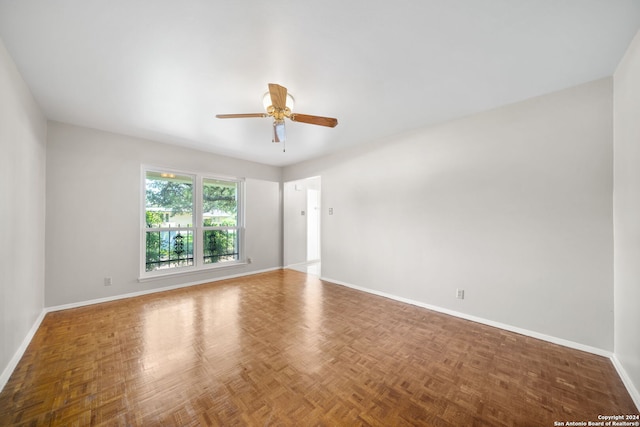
[216,83,338,147]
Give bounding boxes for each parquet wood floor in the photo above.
[0,270,637,426]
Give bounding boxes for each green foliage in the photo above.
[203,182,237,217]
[146,211,164,227]
[203,217,236,227]
[146,177,237,219]
[204,230,237,263]
[145,231,161,269]
[146,179,193,215]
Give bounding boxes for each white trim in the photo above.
[138,260,248,282]
[195,174,204,263]
[4,270,636,411]
[0,309,47,392]
[49,267,282,312]
[1,267,281,393]
[611,355,640,411]
[285,261,317,269]
[320,276,640,406]
[320,276,613,358]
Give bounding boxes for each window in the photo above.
[142,168,244,276]
[202,178,240,264]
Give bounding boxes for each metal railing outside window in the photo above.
[203,229,239,264]
[145,229,194,271]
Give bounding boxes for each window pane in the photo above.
[203,178,237,226]
[145,229,194,271]
[145,171,193,228]
[203,229,238,264]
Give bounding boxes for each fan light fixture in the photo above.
[273,120,286,143]
[216,83,337,150]
[263,91,295,111]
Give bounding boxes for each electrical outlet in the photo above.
[247,257,253,264]
[456,289,464,299]
[104,277,112,286]
[328,208,334,215]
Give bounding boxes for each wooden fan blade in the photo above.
[216,113,268,119]
[268,83,288,110]
[290,113,338,128]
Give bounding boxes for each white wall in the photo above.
[285,78,614,351]
[45,122,282,307]
[613,30,640,405]
[283,180,309,266]
[0,40,47,384]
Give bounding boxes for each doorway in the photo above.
[283,176,321,275]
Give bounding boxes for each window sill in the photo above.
[138,260,248,283]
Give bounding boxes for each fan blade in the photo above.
[290,113,338,127]
[268,83,288,110]
[216,113,268,119]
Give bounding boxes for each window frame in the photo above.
[140,166,246,280]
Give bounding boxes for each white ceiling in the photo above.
[1,1,639,167]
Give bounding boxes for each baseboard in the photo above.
[611,355,640,411]
[47,266,282,312]
[318,276,640,406]
[320,276,613,358]
[1,267,283,394]
[284,260,319,269]
[5,270,636,410]
[0,309,47,393]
